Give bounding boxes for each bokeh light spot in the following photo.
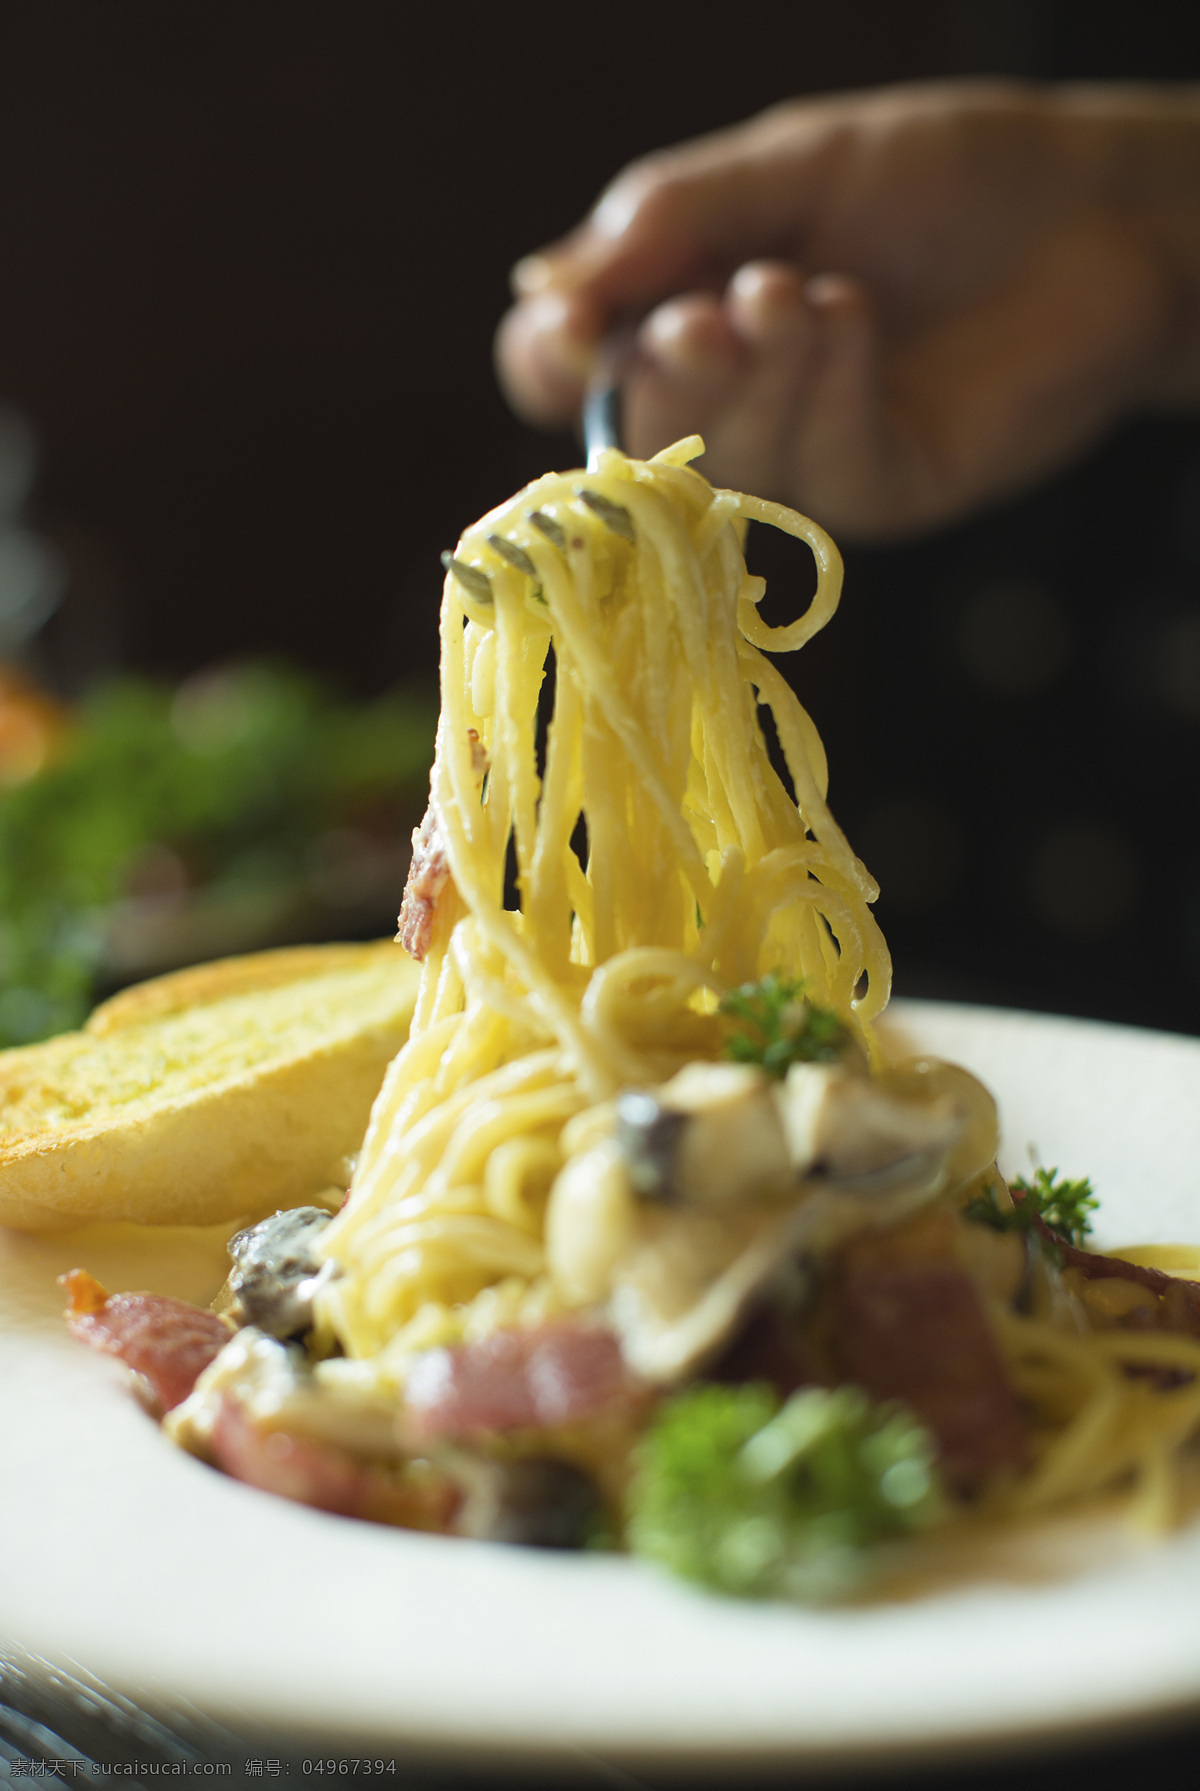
[1152,612,1200,722]
[1028,821,1140,940]
[955,578,1071,699]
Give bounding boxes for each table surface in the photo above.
[3,1650,1200,1791]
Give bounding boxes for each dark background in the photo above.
[7,0,1200,1035]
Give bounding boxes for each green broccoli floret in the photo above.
[965,1166,1097,1248]
[627,1382,942,1603]
[719,973,848,1078]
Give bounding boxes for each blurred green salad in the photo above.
[0,662,435,1047]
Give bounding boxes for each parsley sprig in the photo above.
[720,973,848,1078]
[965,1165,1098,1248]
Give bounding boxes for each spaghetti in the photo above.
[316,437,889,1371]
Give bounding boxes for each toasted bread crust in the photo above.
[0,942,420,1230]
[85,942,392,1036]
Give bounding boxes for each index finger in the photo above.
[512,99,835,330]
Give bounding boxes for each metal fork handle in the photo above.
[583,330,636,468]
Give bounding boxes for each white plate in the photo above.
[4,999,1200,1772]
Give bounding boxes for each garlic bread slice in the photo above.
[0,941,419,1230]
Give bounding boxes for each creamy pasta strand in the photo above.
[317,440,888,1366]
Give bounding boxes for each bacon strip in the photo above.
[831,1262,1029,1492]
[397,801,451,961]
[815,1208,1029,1492]
[1043,1225,1200,1337]
[466,727,488,777]
[61,1270,231,1413]
[1009,1188,1200,1317]
[403,1322,641,1439]
[211,1392,365,1512]
[210,1394,459,1529]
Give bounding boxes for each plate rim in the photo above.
[4,996,1200,1767]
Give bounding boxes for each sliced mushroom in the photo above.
[872,1057,999,1194]
[774,1061,963,1185]
[609,1205,806,1383]
[547,1052,998,1386]
[615,1063,790,1207]
[448,1453,603,1548]
[218,1205,335,1341]
[545,1140,637,1308]
[766,1060,967,1254]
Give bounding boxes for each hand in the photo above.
[496,81,1200,540]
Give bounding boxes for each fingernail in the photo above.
[511,254,554,296]
[729,263,770,305]
[592,183,640,239]
[641,303,716,373]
